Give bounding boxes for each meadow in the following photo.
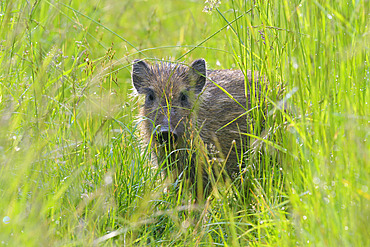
[0,0,369,245]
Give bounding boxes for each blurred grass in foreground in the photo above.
[0,0,369,245]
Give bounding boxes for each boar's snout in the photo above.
[157,126,178,145]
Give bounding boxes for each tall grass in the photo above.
[0,0,368,245]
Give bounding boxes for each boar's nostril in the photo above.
[157,131,178,144]
[172,133,178,142]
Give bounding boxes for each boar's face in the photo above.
[132,59,206,147]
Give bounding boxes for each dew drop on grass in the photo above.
[362,185,368,193]
[104,175,113,185]
[182,220,190,229]
[3,216,10,224]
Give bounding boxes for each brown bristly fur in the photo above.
[132,58,269,198]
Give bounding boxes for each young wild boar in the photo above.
[132,59,265,195]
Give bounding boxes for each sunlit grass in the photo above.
[0,0,368,245]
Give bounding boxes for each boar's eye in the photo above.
[145,90,155,104]
[179,92,188,105]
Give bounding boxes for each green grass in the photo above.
[0,0,369,245]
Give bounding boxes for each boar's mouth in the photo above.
[156,129,178,146]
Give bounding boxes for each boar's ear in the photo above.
[132,59,150,94]
[190,59,206,94]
